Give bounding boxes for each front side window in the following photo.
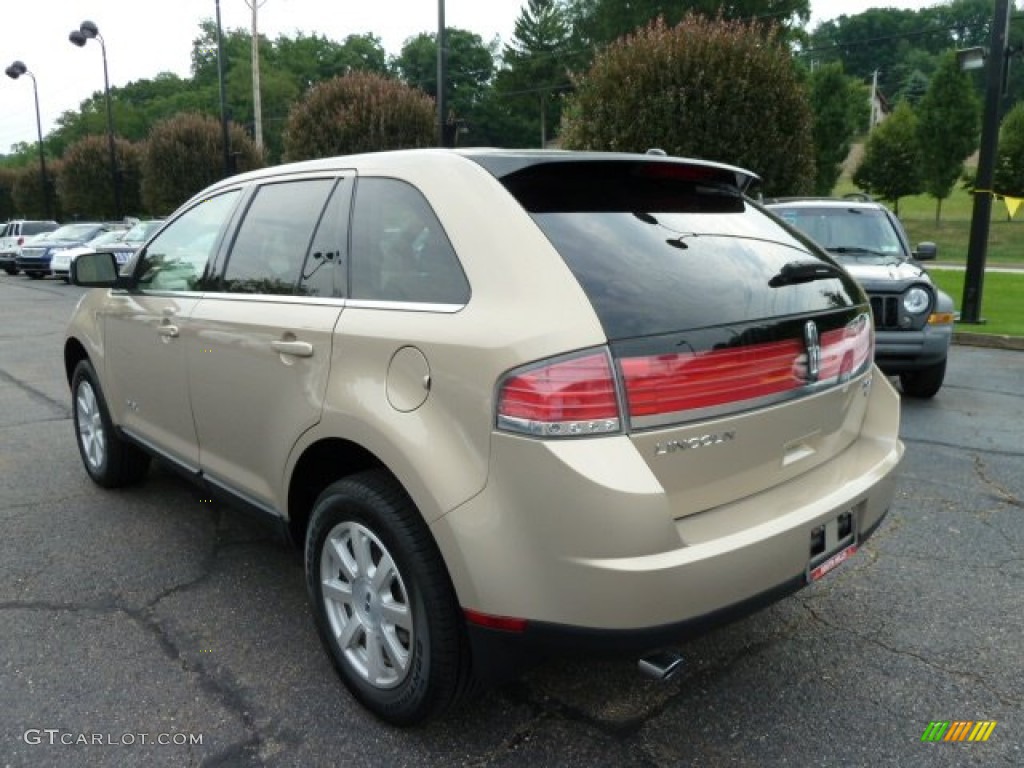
[136,190,240,292]
[349,178,469,305]
[220,179,336,295]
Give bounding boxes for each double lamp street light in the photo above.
[69,19,124,221]
[4,60,52,220]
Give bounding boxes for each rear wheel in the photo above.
[27,271,43,280]
[900,359,946,399]
[2,265,16,276]
[305,470,474,725]
[71,360,151,487]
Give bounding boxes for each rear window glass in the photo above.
[500,162,863,340]
[23,222,56,236]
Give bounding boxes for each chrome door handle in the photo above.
[157,324,179,338]
[271,340,314,358]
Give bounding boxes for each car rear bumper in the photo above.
[433,372,904,679]
[465,511,888,682]
[16,257,51,272]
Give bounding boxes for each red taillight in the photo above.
[819,314,873,381]
[17,236,24,246]
[463,609,528,633]
[621,339,804,416]
[497,351,621,437]
[621,314,873,421]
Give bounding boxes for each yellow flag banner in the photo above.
[1004,196,1022,220]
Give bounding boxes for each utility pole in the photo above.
[869,70,879,132]
[245,0,266,150]
[437,0,447,147]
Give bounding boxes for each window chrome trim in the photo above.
[345,298,466,314]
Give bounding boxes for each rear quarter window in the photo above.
[349,177,469,306]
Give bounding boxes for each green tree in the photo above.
[808,62,861,195]
[56,136,143,219]
[916,53,979,222]
[853,101,923,214]
[994,102,1024,199]
[394,28,496,127]
[560,15,815,196]
[567,0,810,48]
[140,113,263,214]
[490,0,576,147]
[282,72,435,161]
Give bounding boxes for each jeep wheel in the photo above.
[900,359,946,399]
[306,470,474,725]
[72,360,151,487]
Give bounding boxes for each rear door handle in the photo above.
[271,340,314,358]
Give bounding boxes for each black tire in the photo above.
[2,265,16,276]
[27,272,43,280]
[900,359,946,399]
[71,360,151,487]
[305,469,475,725]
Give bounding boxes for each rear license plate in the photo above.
[808,543,858,581]
[807,509,857,582]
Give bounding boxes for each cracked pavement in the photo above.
[1,275,1021,767]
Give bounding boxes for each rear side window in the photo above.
[349,178,469,305]
[500,161,863,340]
[221,179,336,295]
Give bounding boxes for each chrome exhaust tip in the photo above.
[637,650,685,681]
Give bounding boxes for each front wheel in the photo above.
[900,358,946,399]
[71,360,151,487]
[305,470,474,725]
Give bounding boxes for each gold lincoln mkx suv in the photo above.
[66,149,904,725]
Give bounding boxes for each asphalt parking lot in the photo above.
[1,274,1021,767]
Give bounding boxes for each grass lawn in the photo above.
[929,269,1024,337]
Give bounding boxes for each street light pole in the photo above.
[4,61,51,220]
[69,20,123,220]
[959,0,1012,324]
[215,0,232,176]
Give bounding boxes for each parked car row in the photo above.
[0,218,163,280]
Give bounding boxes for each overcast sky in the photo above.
[0,0,945,154]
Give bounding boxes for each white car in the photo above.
[51,229,130,282]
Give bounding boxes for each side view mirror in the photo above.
[914,242,938,261]
[71,250,122,287]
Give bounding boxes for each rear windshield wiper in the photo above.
[769,260,842,287]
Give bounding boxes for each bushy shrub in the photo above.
[56,135,142,219]
[141,113,263,214]
[282,71,436,161]
[560,15,815,196]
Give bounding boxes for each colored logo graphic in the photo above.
[921,721,997,742]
